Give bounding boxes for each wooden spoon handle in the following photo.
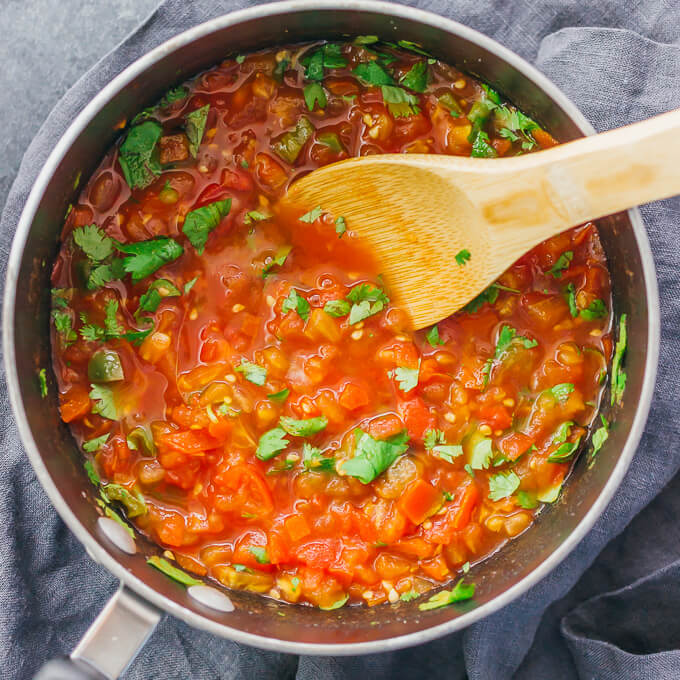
[467,108,680,243]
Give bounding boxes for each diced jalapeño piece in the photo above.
[88,349,124,383]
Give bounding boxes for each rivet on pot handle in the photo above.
[33,584,162,680]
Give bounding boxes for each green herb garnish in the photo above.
[418,579,475,610]
[281,288,311,322]
[339,429,409,484]
[256,427,289,460]
[235,359,267,386]
[488,470,521,501]
[182,199,231,255]
[455,249,471,266]
[279,416,328,437]
[118,120,162,190]
[549,251,574,278]
[147,556,202,586]
[303,83,327,111]
[185,105,210,158]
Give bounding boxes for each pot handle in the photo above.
[33,584,162,680]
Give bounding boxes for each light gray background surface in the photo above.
[3,1,680,678]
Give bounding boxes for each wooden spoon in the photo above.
[285,109,680,330]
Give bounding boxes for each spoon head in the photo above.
[285,154,496,330]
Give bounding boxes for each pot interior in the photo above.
[4,2,655,652]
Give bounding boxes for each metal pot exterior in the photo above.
[3,0,660,657]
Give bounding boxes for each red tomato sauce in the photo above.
[50,41,612,609]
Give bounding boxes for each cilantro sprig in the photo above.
[182,199,231,255]
[340,429,409,484]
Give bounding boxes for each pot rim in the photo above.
[3,0,661,656]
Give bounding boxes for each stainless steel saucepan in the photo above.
[2,2,659,678]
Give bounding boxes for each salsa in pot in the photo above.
[50,39,616,610]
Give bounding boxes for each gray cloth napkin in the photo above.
[2,1,680,678]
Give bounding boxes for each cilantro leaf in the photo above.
[424,430,463,463]
[280,415,328,437]
[589,414,609,466]
[53,310,77,345]
[347,283,389,325]
[249,546,270,564]
[73,225,115,261]
[116,237,184,283]
[302,44,347,81]
[580,298,607,321]
[564,283,578,317]
[550,382,574,403]
[87,259,126,290]
[147,556,202,586]
[235,359,267,386]
[463,284,500,313]
[494,105,539,150]
[455,249,471,266]
[549,251,574,278]
[611,314,628,405]
[102,483,147,517]
[122,324,154,346]
[467,92,497,143]
[340,429,409,484]
[470,130,498,158]
[184,276,198,293]
[281,288,311,321]
[418,579,475,611]
[381,85,420,118]
[552,421,573,445]
[262,244,292,278]
[396,39,432,57]
[244,210,270,225]
[425,325,444,347]
[302,442,336,471]
[51,288,70,309]
[488,470,521,501]
[185,105,210,158]
[324,300,351,317]
[256,427,289,460]
[320,43,348,68]
[390,361,420,393]
[118,121,162,190]
[89,383,117,420]
[547,439,581,463]
[424,429,445,450]
[400,61,428,93]
[353,61,394,86]
[299,205,324,223]
[303,83,327,111]
[335,215,347,237]
[182,199,231,255]
[267,388,290,402]
[38,368,48,398]
[84,460,100,486]
[104,300,123,337]
[158,86,189,108]
[515,491,538,509]
[138,278,181,314]
[400,589,420,602]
